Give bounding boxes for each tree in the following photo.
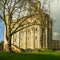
[0,0,40,52]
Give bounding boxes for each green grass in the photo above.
[0,51,60,60]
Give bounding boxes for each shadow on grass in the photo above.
[0,52,60,60]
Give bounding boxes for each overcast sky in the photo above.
[0,0,60,42]
[50,0,60,40]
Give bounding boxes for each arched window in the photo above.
[14,39,16,42]
[35,27,38,32]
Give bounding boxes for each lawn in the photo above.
[0,51,60,60]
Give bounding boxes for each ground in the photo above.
[0,51,60,60]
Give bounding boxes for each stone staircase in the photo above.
[11,44,21,52]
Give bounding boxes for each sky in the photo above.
[50,0,60,40]
[0,20,4,42]
[0,0,60,42]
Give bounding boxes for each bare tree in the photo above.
[0,0,39,52]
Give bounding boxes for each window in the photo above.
[28,29,31,34]
[21,31,23,33]
[42,28,45,33]
[28,29,30,32]
[35,36,37,40]
[34,21,37,24]
[43,22,44,24]
[32,27,34,31]
[35,28,38,32]
[14,39,16,42]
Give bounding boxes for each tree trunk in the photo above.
[7,36,12,52]
[6,15,12,52]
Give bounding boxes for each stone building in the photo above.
[52,40,60,50]
[4,1,52,52]
[0,41,4,50]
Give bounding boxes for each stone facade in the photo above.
[5,13,52,52]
